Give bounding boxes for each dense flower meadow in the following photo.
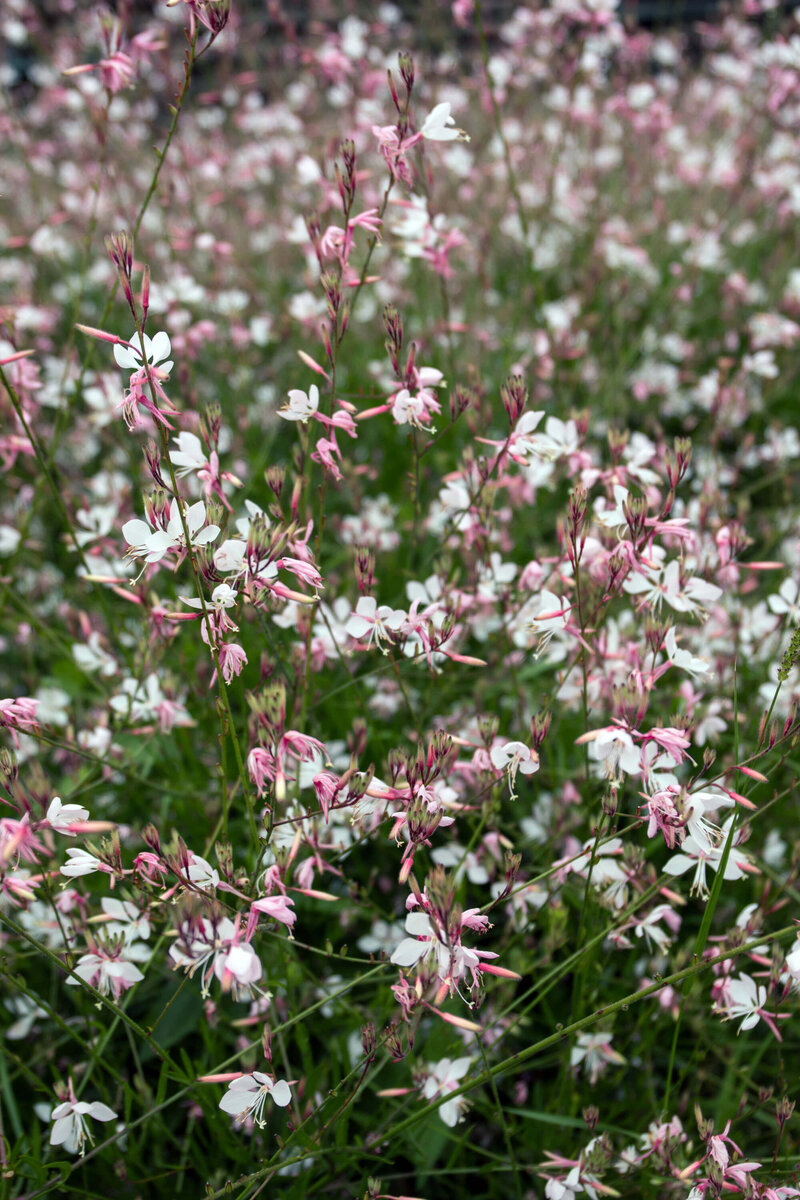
[4,0,800,1195]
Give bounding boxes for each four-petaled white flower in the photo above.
[420,102,469,143]
[60,847,105,878]
[182,583,238,612]
[46,796,89,835]
[186,854,220,891]
[102,896,151,943]
[279,384,319,422]
[170,430,209,476]
[490,740,539,799]
[720,974,770,1033]
[664,818,749,898]
[422,1057,472,1126]
[345,596,407,652]
[664,627,712,679]
[122,499,220,564]
[768,578,800,622]
[67,947,146,999]
[49,1095,117,1156]
[390,910,438,969]
[214,942,263,992]
[113,329,173,376]
[570,1032,626,1085]
[219,1072,292,1128]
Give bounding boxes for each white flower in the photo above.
[72,631,117,677]
[122,499,220,564]
[219,1073,292,1128]
[390,910,436,969]
[586,727,640,779]
[46,796,90,835]
[570,1032,625,1085]
[67,950,145,998]
[721,974,767,1032]
[102,897,150,942]
[0,524,21,555]
[187,855,220,891]
[420,102,469,143]
[4,995,47,1040]
[489,740,539,799]
[345,596,406,651]
[74,503,117,548]
[533,416,579,462]
[664,627,712,679]
[170,431,208,476]
[60,848,104,878]
[593,484,630,530]
[624,560,722,616]
[664,818,749,898]
[525,589,570,654]
[182,583,238,611]
[279,384,319,421]
[682,789,733,854]
[213,538,247,575]
[113,329,173,376]
[50,1096,117,1156]
[743,349,779,378]
[768,578,800,621]
[214,942,263,991]
[785,940,800,982]
[422,1057,472,1126]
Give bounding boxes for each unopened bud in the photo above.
[142,823,161,853]
[348,718,368,759]
[214,840,233,881]
[354,545,375,595]
[500,374,528,426]
[105,230,133,282]
[383,1023,404,1061]
[607,427,629,462]
[776,1095,796,1129]
[361,1022,377,1059]
[141,264,150,325]
[531,708,551,751]
[602,786,618,818]
[141,440,163,488]
[265,465,285,500]
[450,385,473,421]
[397,51,414,95]
[0,747,18,792]
[623,495,648,540]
